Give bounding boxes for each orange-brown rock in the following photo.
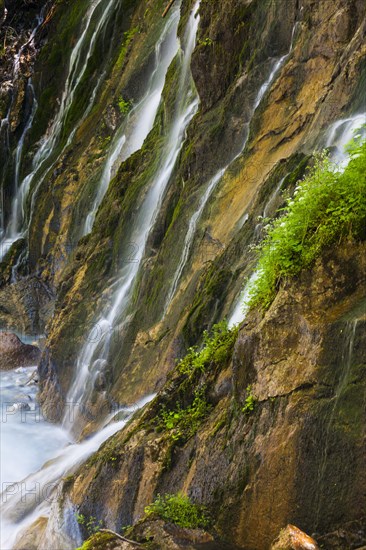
[271,525,319,550]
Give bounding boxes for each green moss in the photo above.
[178,320,238,377]
[157,387,212,443]
[116,26,140,69]
[76,531,115,550]
[144,492,211,529]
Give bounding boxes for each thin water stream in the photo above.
[163,21,300,314]
[0,0,119,259]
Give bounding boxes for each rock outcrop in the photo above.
[0,0,365,548]
[55,240,366,549]
[0,331,40,369]
[271,525,319,550]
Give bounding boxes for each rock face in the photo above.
[0,0,365,548]
[34,0,366,423]
[59,241,366,549]
[271,525,319,550]
[0,332,41,370]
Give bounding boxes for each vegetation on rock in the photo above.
[144,492,211,529]
[178,320,238,377]
[158,387,212,442]
[249,138,366,309]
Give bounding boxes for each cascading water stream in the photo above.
[0,367,154,549]
[163,22,300,315]
[83,6,180,235]
[0,9,45,253]
[325,112,366,167]
[0,0,118,260]
[64,2,201,432]
[1,3,200,547]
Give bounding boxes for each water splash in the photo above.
[0,368,154,549]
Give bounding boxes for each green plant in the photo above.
[118,96,132,115]
[242,385,257,414]
[116,26,139,69]
[76,514,103,537]
[159,388,212,442]
[199,37,213,47]
[178,320,238,377]
[144,492,211,529]
[249,137,366,310]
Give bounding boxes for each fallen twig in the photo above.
[162,0,175,18]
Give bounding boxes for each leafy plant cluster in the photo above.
[249,138,366,309]
[159,388,212,442]
[76,514,103,537]
[118,96,132,115]
[198,37,214,47]
[178,320,238,377]
[144,492,211,529]
[242,385,257,414]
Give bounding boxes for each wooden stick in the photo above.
[99,529,144,547]
[162,0,175,18]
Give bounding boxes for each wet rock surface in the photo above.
[63,242,366,550]
[271,524,319,550]
[0,331,40,370]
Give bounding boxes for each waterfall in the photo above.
[0,5,201,544]
[0,3,201,546]
[63,1,201,432]
[0,9,44,256]
[164,21,299,314]
[83,6,181,235]
[325,112,366,167]
[0,0,118,260]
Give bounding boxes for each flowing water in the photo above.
[325,112,366,167]
[0,365,154,548]
[0,0,119,259]
[164,22,300,315]
[64,1,201,431]
[83,6,180,235]
[0,2,201,546]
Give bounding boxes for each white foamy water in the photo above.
[0,367,69,484]
[0,370,154,549]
